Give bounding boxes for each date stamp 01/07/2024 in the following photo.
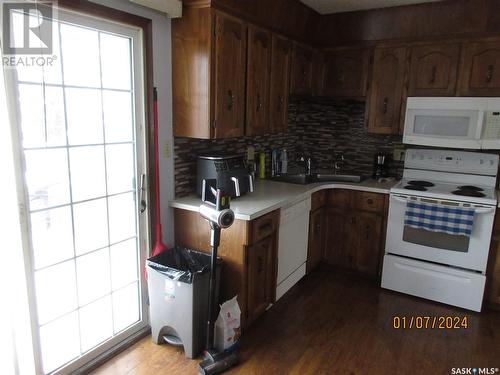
[392,315,469,330]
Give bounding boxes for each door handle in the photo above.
[257,256,264,274]
[429,66,437,84]
[486,65,494,83]
[139,174,147,213]
[227,90,235,110]
[382,97,388,114]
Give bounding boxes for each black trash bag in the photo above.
[147,246,212,283]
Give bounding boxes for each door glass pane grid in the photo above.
[14,17,142,374]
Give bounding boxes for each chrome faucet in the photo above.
[298,155,312,175]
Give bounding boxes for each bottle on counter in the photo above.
[259,151,266,179]
[281,149,288,174]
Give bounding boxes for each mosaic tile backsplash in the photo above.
[174,97,405,197]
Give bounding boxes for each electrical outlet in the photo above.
[163,139,172,159]
[393,148,405,162]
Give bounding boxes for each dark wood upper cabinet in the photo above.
[323,48,371,97]
[213,12,247,138]
[408,43,460,96]
[246,26,271,136]
[367,47,407,135]
[290,43,314,95]
[269,35,291,133]
[172,8,246,139]
[459,41,500,96]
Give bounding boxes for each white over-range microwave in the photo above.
[403,97,500,149]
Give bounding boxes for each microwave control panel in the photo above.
[483,111,500,139]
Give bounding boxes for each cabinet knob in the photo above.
[227,90,235,111]
[257,256,264,274]
[382,97,388,114]
[367,198,373,205]
[486,64,494,83]
[257,94,262,112]
[430,66,437,84]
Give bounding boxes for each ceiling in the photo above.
[299,0,443,14]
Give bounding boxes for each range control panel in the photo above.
[405,149,499,176]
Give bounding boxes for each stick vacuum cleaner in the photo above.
[198,179,239,375]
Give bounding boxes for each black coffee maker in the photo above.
[373,153,389,179]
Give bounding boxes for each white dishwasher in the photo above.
[276,197,311,300]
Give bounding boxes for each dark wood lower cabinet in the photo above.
[307,207,326,273]
[246,235,276,324]
[323,190,387,279]
[355,212,383,278]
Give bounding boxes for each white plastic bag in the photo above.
[214,296,241,351]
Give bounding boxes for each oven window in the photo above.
[413,115,470,137]
[403,226,470,252]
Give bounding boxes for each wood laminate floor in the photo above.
[92,269,500,375]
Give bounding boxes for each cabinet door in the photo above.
[324,209,351,268]
[290,43,313,95]
[269,35,291,133]
[323,49,370,97]
[246,27,271,136]
[459,41,500,96]
[408,43,460,96]
[247,236,274,324]
[367,47,407,134]
[355,212,383,278]
[307,207,325,273]
[213,13,246,138]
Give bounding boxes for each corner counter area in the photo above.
[170,179,396,328]
[170,178,396,220]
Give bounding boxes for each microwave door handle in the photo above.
[476,110,485,142]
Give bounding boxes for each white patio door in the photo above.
[6,8,149,375]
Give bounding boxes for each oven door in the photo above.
[403,108,482,149]
[386,194,495,272]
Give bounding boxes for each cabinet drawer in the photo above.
[250,210,279,244]
[327,189,351,209]
[354,192,384,213]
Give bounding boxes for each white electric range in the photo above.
[382,149,499,312]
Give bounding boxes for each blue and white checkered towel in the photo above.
[404,201,475,237]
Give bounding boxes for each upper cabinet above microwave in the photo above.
[458,41,500,97]
[402,97,500,150]
[408,43,460,97]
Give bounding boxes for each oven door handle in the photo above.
[390,195,410,204]
[473,207,496,214]
[390,195,495,214]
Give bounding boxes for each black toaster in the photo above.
[196,154,254,198]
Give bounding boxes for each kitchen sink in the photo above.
[272,173,316,184]
[272,173,363,184]
[315,174,363,183]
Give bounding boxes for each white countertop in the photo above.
[170,178,397,221]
